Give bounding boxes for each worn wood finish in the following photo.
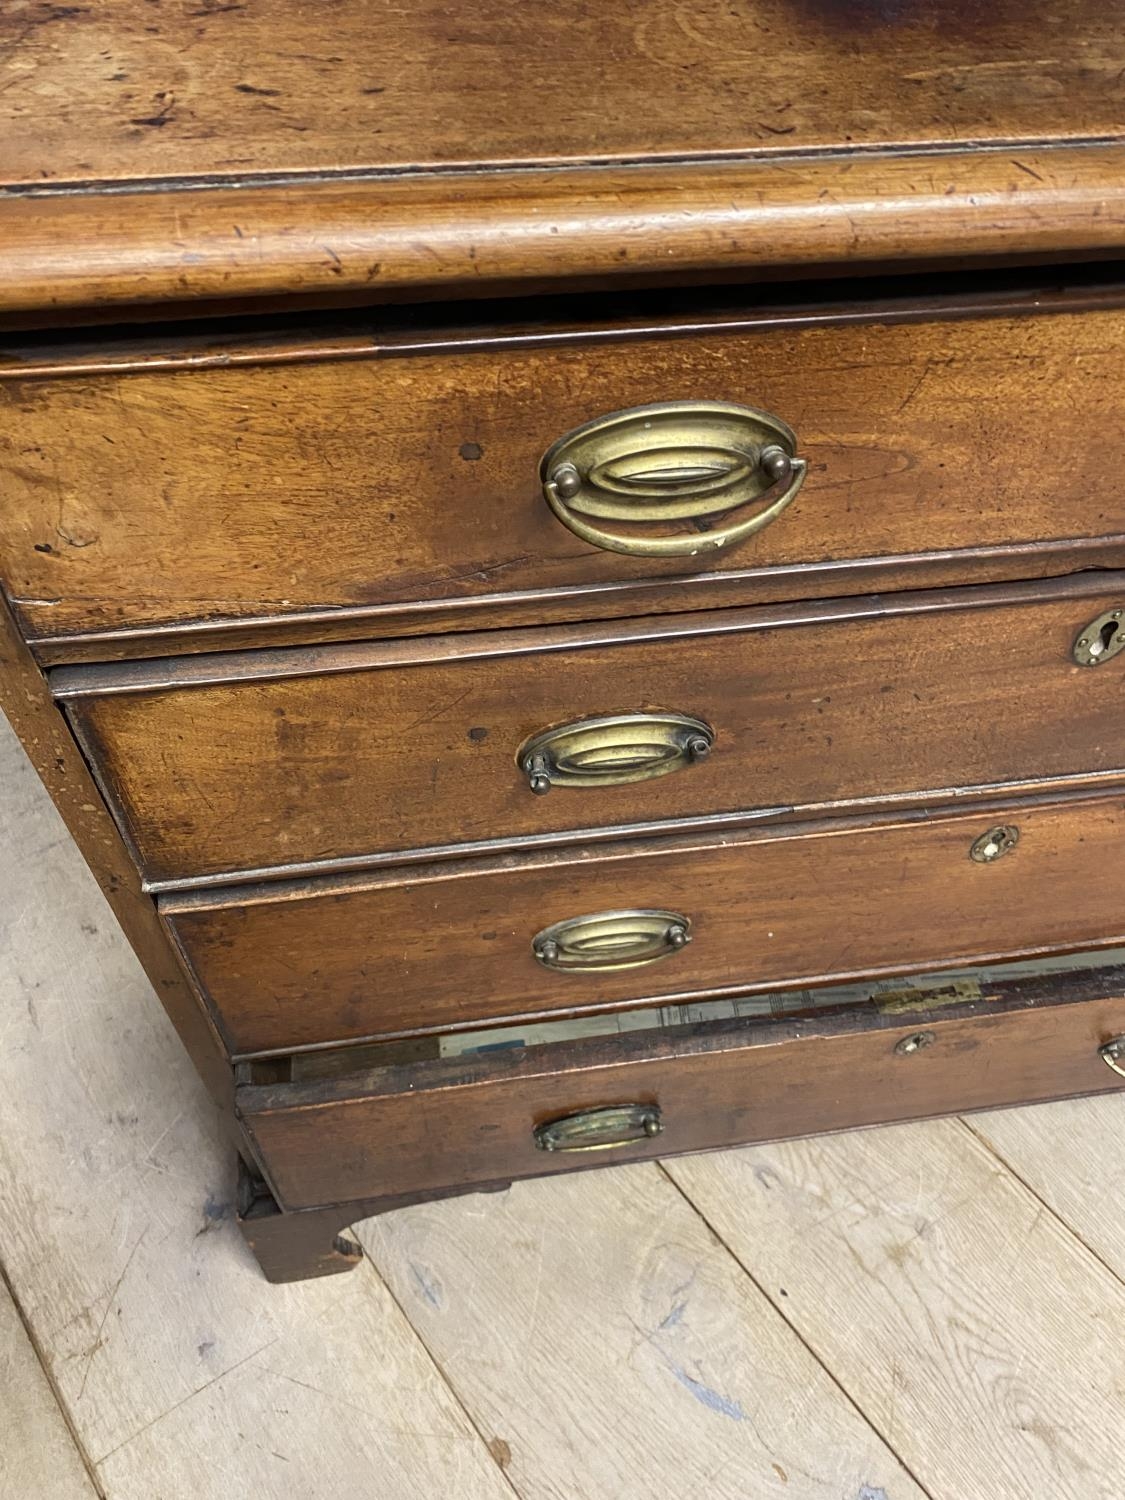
[7,0,1125,1289]
[6,0,1123,187]
[167,795,1125,1052]
[7,144,1125,323]
[53,578,1125,887]
[33,543,1125,668]
[236,974,1125,1210]
[4,0,1125,320]
[5,301,1125,651]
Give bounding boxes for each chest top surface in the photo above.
[3,0,1123,183]
[2,1,1123,318]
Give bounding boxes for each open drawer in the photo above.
[235,954,1125,1212]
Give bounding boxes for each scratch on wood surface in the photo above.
[76,1228,147,1400]
[140,1108,189,1166]
[93,1335,283,1466]
[259,1369,472,1441]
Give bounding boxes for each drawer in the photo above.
[235,958,1125,1210]
[56,576,1125,887]
[166,794,1125,1056]
[6,287,1125,659]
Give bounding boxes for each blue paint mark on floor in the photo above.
[409,1262,443,1309]
[670,1366,745,1420]
[657,1299,687,1332]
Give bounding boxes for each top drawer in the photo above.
[3,288,1125,658]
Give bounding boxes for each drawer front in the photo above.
[7,300,1125,653]
[58,579,1125,885]
[236,979,1125,1210]
[167,796,1125,1054]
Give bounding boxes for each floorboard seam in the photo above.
[955,1114,1125,1293]
[348,1233,528,1500]
[0,1244,108,1499]
[656,1160,939,1500]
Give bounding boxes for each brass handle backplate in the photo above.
[519,711,713,795]
[540,400,807,557]
[534,1103,663,1153]
[532,908,692,972]
[1099,1037,1125,1078]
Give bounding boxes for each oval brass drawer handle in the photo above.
[532,908,691,972]
[540,399,807,558]
[1099,1037,1125,1078]
[519,711,713,795]
[535,1103,663,1153]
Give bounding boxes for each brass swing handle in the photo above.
[540,399,807,558]
[532,908,692,973]
[535,1103,663,1153]
[519,711,714,795]
[1099,1037,1125,1078]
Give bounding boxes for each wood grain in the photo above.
[967,1094,1125,1283]
[666,1119,1125,1499]
[168,797,1125,1053]
[5,299,1125,650]
[0,1282,97,1499]
[237,978,1125,1209]
[362,1168,930,1500]
[4,143,1125,318]
[3,0,1125,313]
[5,0,1123,186]
[56,578,1125,886]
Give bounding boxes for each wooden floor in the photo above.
[3,712,1125,1500]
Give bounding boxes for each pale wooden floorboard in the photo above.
[0,717,512,1500]
[965,1097,1125,1281]
[0,1274,98,1499]
[361,1167,928,1500]
[666,1118,1125,1500]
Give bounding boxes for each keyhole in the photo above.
[1074,608,1125,667]
[1090,618,1120,660]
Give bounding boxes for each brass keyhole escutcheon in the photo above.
[895,1031,936,1056]
[1073,608,1125,667]
[969,825,1019,864]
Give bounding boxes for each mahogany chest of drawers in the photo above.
[2,0,1125,1280]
